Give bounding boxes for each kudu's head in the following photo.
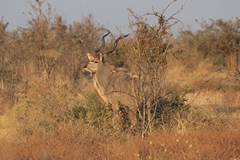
[84,31,129,75]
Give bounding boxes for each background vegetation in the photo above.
[0,0,240,159]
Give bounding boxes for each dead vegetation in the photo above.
[0,0,240,159]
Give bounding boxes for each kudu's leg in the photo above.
[112,102,138,130]
[112,105,122,130]
[119,104,138,129]
[127,107,138,129]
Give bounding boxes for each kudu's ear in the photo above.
[87,53,95,61]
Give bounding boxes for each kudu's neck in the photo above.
[93,62,114,90]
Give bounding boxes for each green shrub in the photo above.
[154,89,191,126]
[72,93,113,130]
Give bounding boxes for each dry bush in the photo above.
[21,1,108,83]
[122,1,189,135]
[4,72,81,137]
[178,18,240,72]
[0,0,109,111]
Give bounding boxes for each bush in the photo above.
[72,93,114,131]
[123,2,187,135]
[6,72,80,137]
[0,0,109,110]
[178,18,240,71]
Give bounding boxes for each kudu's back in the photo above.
[97,64,139,110]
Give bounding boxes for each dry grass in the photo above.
[1,123,240,159]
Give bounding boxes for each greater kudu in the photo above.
[84,31,139,127]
